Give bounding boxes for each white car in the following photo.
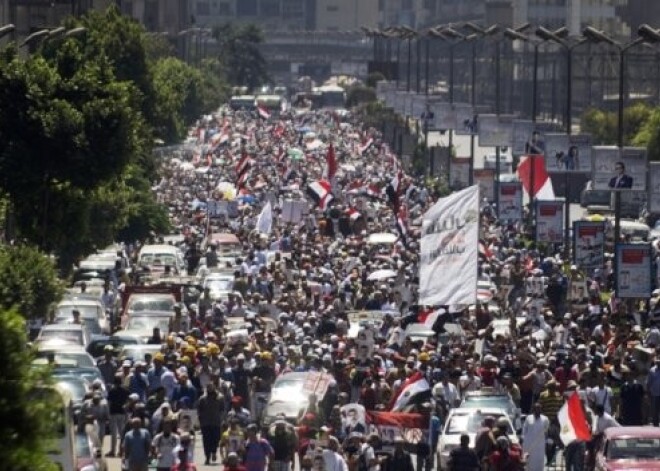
[437,407,517,470]
[55,298,109,334]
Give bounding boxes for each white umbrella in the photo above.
[367,269,397,281]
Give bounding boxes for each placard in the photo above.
[208,200,239,218]
[592,146,647,191]
[433,102,456,131]
[649,162,660,213]
[450,157,471,189]
[616,243,652,298]
[280,200,307,223]
[573,221,605,271]
[545,133,592,173]
[499,182,523,220]
[453,103,477,135]
[474,169,495,202]
[478,114,514,147]
[535,200,564,243]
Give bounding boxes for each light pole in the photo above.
[536,26,587,254]
[583,24,660,288]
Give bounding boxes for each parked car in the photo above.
[37,324,90,348]
[595,426,660,471]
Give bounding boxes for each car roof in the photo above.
[604,426,660,439]
[41,324,85,331]
[58,299,102,306]
[37,344,87,353]
[450,407,510,416]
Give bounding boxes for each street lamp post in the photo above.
[536,27,587,255]
[582,24,660,290]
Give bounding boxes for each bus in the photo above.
[312,85,346,110]
[33,385,76,471]
[229,95,256,111]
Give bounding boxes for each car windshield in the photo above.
[445,413,511,435]
[205,278,233,292]
[608,438,660,460]
[125,316,170,332]
[55,305,100,320]
[463,396,511,409]
[127,296,174,312]
[47,352,94,368]
[40,329,83,344]
[121,346,162,362]
[140,254,177,266]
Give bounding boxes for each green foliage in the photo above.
[0,245,63,319]
[0,308,58,471]
[580,103,652,145]
[366,72,386,89]
[633,107,660,161]
[346,85,377,108]
[213,23,269,90]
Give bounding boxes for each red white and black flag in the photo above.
[389,371,431,412]
[306,179,334,211]
[346,207,361,221]
[257,104,271,120]
[236,150,251,187]
[396,206,408,246]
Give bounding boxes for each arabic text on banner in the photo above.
[419,185,479,307]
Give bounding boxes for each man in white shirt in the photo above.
[322,436,349,471]
[432,375,460,411]
[593,404,620,435]
[588,377,613,415]
[152,419,180,471]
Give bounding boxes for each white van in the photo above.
[137,244,186,274]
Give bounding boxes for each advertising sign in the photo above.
[478,114,514,147]
[544,133,592,173]
[573,221,605,271]
[499,182,523,220]
[433,102,456,131]
[592,146,647,191]
[535,200,564,243]
[474,169,495,202]
[453,103,476,135]
[649,162,660,213]
[616,243,652,298]
[450,157,471,190]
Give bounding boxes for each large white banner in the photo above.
[616,243,652,298]
[536,200,564,243]
[419,185,479,306]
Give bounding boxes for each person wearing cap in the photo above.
[227,396,252,427]
[128,361,150,402]
[243,423,274,471]
[266,418,297,471]
[147,353,166,395]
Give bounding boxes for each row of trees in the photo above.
[0,7,270,272]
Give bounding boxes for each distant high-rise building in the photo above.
[191,0,315,31]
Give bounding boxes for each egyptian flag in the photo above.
[346,180,364,194]
[306,180,334,211]
[236,151,251,187]
[359,137,374,155]
[346,207,361,222]
[558,393,592,445]
[517,154,555,200]
[365,184,382,200]
[389,371,431,412]
[386,170,402,211]
[257,104,271,120]
[325,143,338,181]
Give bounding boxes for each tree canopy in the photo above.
[213,22,269,90]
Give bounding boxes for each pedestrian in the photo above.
[242,423,273,471]
[447,434,479,471]
[107,374,130,457]
[152,419,180,471]
[197,383,225,464]
[521,403,549,471]
[121,417,152,471]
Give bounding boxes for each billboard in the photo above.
[535,200,564,243]
[478,114,514,147]
[499,182,523,220]
[474,169,495,202]
[453,103,476,135]
[512,120,536,156]
[573,221,605,271]
[450,157,471,190]
[544,133,592,173]
[649,162,660,213]
[616,243,652,298]
[592,146,647,191]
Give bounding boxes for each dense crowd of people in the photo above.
[71,103,660,471]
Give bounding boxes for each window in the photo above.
[218,1,231,15]
[197,0,210,15]
[237,0,258,16]
[326,5,338,12]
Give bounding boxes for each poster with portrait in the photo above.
[616,243,652,298]
[648,162,660,213]
[474,169,495,202]
[433,102,456,131]
[355,327,375,362]
[341,404,367,437]
[544,134,592,173]
[450,157,471,190]
[592,146,647,191]
[535,200,564,243]
[478,114,514,147]
[453,103,477,135]
[499,182,523,220]
[573,221,605,271]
